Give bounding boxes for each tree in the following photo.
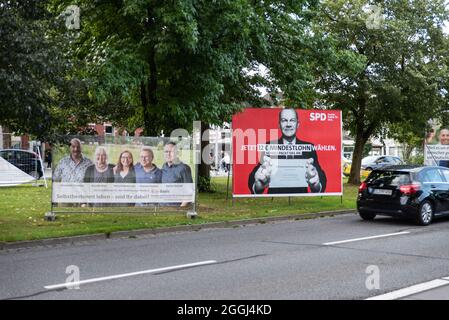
[49,0,325,131]
[0,0,88,139]
[49,0,324,190]
[315,0,449,184]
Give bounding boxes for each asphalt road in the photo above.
[1,213,449,300]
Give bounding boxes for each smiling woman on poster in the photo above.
[114,150,136,183]
[248,108,327,194]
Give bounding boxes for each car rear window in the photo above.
[366,171,411,187]
[441,169,449,182]
[421,169,445,183]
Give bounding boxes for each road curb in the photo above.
[0,209,357,251]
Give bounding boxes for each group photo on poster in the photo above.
[51,136,195,207]
[232,108,342,197]
[425,125,449,168]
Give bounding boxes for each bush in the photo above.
[198,176,216,193]
[407,155,424,165]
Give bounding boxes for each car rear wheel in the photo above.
[359,211,376,221]
[416,201,433,226]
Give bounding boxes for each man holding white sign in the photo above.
[248,108,327,194]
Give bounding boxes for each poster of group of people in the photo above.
[232,108,343,197]
[425,125,449,167]
[51,136,195,206]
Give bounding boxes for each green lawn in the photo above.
[0,177,358,242]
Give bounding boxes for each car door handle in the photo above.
[431,185,437,189]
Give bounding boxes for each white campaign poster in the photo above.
[51,136,196,206]
[425,124,449,168]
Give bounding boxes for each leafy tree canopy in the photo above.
[314,0,449,184]
[48,0,325,135]
[0,0,89,139]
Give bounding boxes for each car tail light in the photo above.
[399,183,421,196]
[359,182,368,193]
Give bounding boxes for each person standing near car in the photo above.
[222,152,230,173]
[53,138,93,182]
[45,149,52,169]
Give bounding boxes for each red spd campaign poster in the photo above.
[232,108,342,197]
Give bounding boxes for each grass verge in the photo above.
[0,177,358,242]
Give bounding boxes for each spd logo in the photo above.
[310,112,327,121]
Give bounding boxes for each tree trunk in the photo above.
[348,81,371,185]
[403,143,414,162]
[142,7,157,137]
[145,45,157,136]
[198,122,212,192]
[348,130,369,185]
[140,80,150,135]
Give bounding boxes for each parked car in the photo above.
[342,156,352,176]
[361,155,404,171]
[342,158,371,179]
[357,165,449,225]
[0,149,43,179]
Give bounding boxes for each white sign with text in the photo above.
[53,183,195,203]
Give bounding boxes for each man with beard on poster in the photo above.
[53,138,93,182]
[248,108,327,194]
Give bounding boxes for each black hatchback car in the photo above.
[357,165,449,225]
[0,149,43,179]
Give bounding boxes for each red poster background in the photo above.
[232,108,342,196]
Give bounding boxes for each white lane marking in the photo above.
[366,278,449,300]
[323,231,410,246]
[44,260,217,290]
